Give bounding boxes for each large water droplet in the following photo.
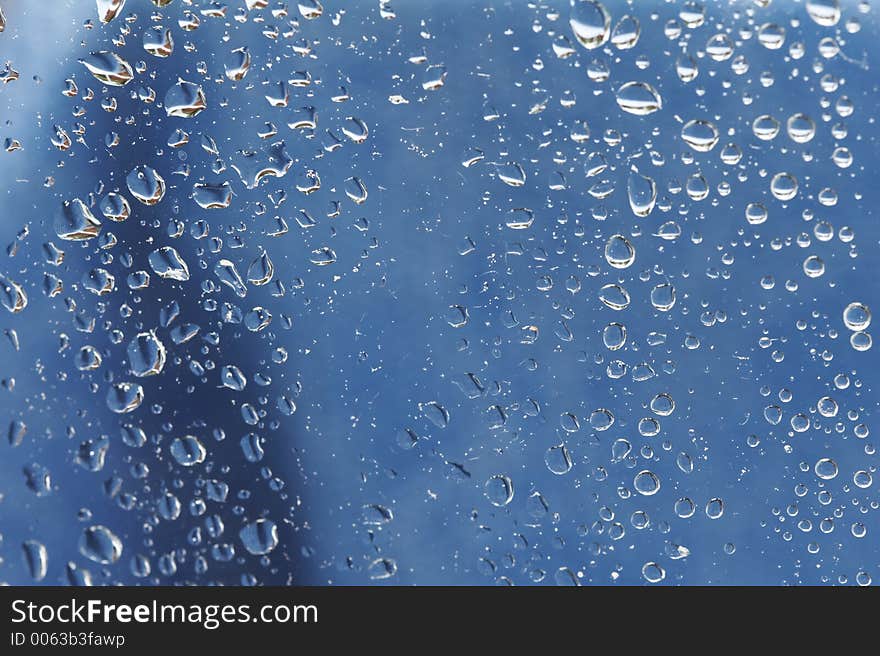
[605,234,636,269]
[570,0,611,50]
[127,331,166,377]
[627,169,656,216]
[615,81,662,115]
[126,165,166,205]
[54,199,101,241]
[165,78,207,118]
[79,526,123,565]
[149,246,190,281]
[79,51,133,86]
[239,518,279,555]
[681,119,719,152]
[170,435,207,467]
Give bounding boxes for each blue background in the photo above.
[0,0,877,585]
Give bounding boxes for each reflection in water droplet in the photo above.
[149,247,190,281]
[127,331,166,377]
[681,119,719,152]
[786,113,816,143]
[627,169,656,216]
[611,15,640,50]
[770,172,798,201]
[126,165,165,205]
[615,81,662,115]
[807,0,841,27]
[22,540,48,581]
[193,182,233,209]
[545,444,573,475]
[79,525,123,565]
[570,0,611,50]
[106,382,144,414]
[605,234,635,269]
[165,78,207,118]
[843,302,871,331]
[97,0,127,24]
[485,474,514,507]
[143,26,174,58]
[99,192,130,222]
[170,435,207,467]
[79,51,133,86]
[55,199,101,241]
[634,470,661,496]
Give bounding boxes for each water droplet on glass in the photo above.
[165,78,207,118]
[615,81,662,115]
[485,474,514,507]
[170,435,207,467]
[605,234,635,269]
[681,119,719,152]
[79,525,123,565]
[126,165,165,205]
[570,0,611,50]
[79,51,133,86]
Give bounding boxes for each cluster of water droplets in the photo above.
[0,0,876,586]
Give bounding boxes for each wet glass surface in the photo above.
[0,0,877,586]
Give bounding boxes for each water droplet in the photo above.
[0,274,27,313]
[79,51,133,86]
[149,246,190,281]
[786,113,816,143]
[22,540,48,581]
[55,199,101,241]
[247,250,275,286]
[814,458,839,480]
[225,47,251,81]
[545,444,573,475]
[485,474,514,507]
[642,561,665,583]
[843,302,871,331]
[126,165,165,205]
[599,283,630,310]
[165,78,207,118]
[752,114,780,140]
[97,0,127,24]
[420,400,449,428]
[634,470,661,496]
[570,1,611,50]
[99,192,130,222]
[143,26,174,58]
[770,172,798,201]
[650,284,676,311]
[611,15,640,50]
[127,331,166,377]
[807,0,841,27]
[605,234,635,269]
[193,182,233,209]
[627,169,656,216]
[79,526,123,565]
[681,119,719,152]
[215,260,248,298]
[106,382,144,414]
[170,435,207,467]
[615,81,662,115]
